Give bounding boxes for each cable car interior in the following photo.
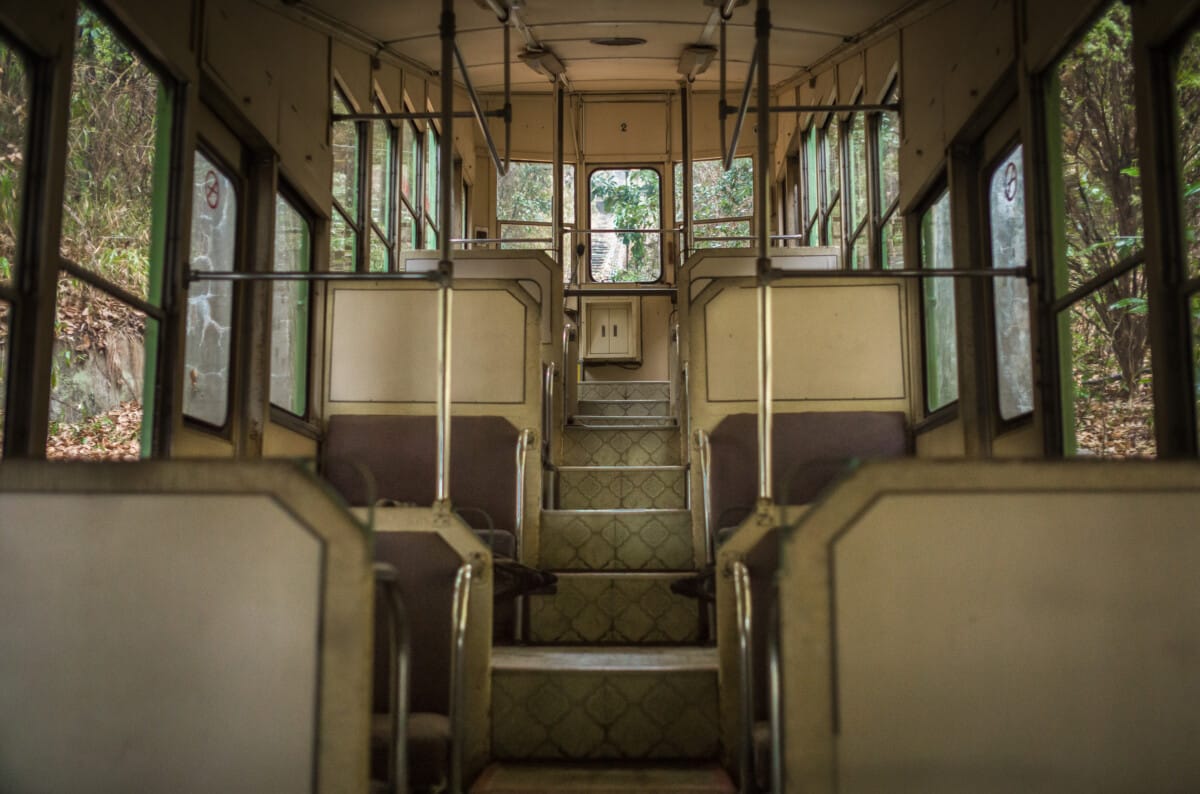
[1,0,1199,791]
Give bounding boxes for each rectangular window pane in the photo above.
[692,157,754,222]
[1192,294,1200,446]
[877,105,900,212]
[401,121,418,202]
[425,127,439,224]
[0,300,9,456]
[589,168,662,283]
[424,220,437,250]
[330,209,355,272]
[500,222,550,249]
[1052,2,1142,298]
[370,115,393,232]
[881,211,904,270]
[331,89,358,217]
[1175,29,1200,279]
[183,151,236,427]
[0,40,29,287]
[824,116,840,204]
[695,220,751,250]
[989,145,1033,420]
[1062,265,1154,458]
[271,196,310,416]
[922,191,957,412]
[852,235,870,270]
[849,114,868,230]
[48,276,147,460]
[827,197,842,250]
[401,203,416,250]
[805,126,820,233]
[62,7,169,303]
[369,230,388,272]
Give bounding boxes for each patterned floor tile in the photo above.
[562,429,681,466]
[492,667,719,760]
[528,574,701,643]
[570,416,677,428]
[559,468,687,510]
[577,400,671,417]
[578,381,671,401]
[540,510,694,570]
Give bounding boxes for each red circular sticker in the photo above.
[204,170,220,210]
[1004,162,1018,202]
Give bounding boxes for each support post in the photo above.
[682,81,694,263]
[755,0,773,508]
[553,82,564,273]
[436,0,456,506]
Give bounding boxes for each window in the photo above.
[424,125,439,249]
[1049,2,1151,457]
[846,108,870,268]
[496,160,576,273]
[922,190,957,413]
[50,6,172,460]
[589,168,662,283]
[183,150,236,428]
[1175,27,1200,445]
[673,157,754,251]
[369,100,396,272]
[270,193,310,417]
[802,125,820,245]
[988,145,1033,420]
[400,117,419,250]
[821,113,842,250]
[330,87,361,272]
[877,83,903,269]
[0,34,29,457]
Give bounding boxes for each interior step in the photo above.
[491,647,719,762]
[578,380,670,401]
[471,762,735,793]
[562,427,681,467]
[558,466,687,510]
[577,399,671,417]
[569,416,678,429]
[540,509,694,570]
[527,572,702,644]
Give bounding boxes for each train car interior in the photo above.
[1,0,1199,791]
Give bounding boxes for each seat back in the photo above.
[709,411,909,529]
[324,414,519,533]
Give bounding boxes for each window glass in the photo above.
[183,151,236,427]
[989,145,1033,420]
[1178,30,1200,279]
[401,204,416,250]
[331,89,358,216]
[271,195,310,416]
[424,220,437,251]
[589,168,662,282]
[0,301,9,456]
[61,7,169,303]
[852,236,869,270]
[881,211,904,270]
[0,39,28,286]
[824,115,840,205]
[330,210,355,272]
[1193,296,1200,446]
[1053,2,1142,298]
[922,190,957,412]
[673,157,754,249]
[848,113,868,233]
[877,88,900,212]
[804,126,820,243]
[496,160,576,247]
[401,120,418,203]
[424,126,439,224]
[370,114,392,230]
[48,276,149,460]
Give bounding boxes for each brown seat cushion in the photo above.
[407,712,451,792]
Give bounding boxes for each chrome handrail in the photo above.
[448,562,473,794]
[732,560,756,794]
[542,362,557,468]
[695,428,714,565]
[373,563,410,794]
[669,323,681,418]
[514,428,535,559]
[768,598,783,794]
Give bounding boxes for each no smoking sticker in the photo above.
[204,170,221,209]
[1004,162,1018,202]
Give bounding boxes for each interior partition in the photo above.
[777,460,1200,794]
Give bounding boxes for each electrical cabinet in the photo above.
[581,296,640,362]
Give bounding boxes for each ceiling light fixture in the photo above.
[677,44,717,80]
[519,47,566,79]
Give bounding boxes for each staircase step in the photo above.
[528,573,702,644]
[540,509,694,570]
[471,762,736,793]
[491,647,719,761]
[562,428,681,467]
[578,380,670,401]
[577,399,671,417]
[570,416,677,429]
[559,466,687,510]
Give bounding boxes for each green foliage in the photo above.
[590,168,661,281]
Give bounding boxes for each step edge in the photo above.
[557,465,688,472]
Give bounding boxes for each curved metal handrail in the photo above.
[695,428,714,565]
[732,560,756,793]
[514,428,536,559]
[448,562,473,794]
[767,596,784,794]
[373,563,410,794]
[542,362,557,467]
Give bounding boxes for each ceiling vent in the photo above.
[590,37,647,47]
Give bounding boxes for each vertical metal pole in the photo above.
[436,0,456,505]
[681,81,694,263]
[503,22,512,173]
[719,19,728,165]
[755,0,773,507]
[553,82,564,271]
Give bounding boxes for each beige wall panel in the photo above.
[865,34,900,101]
[452,86,476,183]
[834,491,1200,791]
[0,493,322,792]
[112,0,197,78]
[204,0,281,143]
[263,422,318,459]
[585,295,672,381]
[838,52,866,103]
[275,18,332,210]
[585,99,669,159]
[407,76,429,120]
[992,423,1041,457]
[898,5,953,210]
[704,285,905,402]
[915,418,965,456]
[332,39,371,109]
[329,288,526,404]
[375,63,404,112]
[1024,0,1105,72]
[683,93,761,161]
[173,426,236,458]
[485,94,570,160]
[942,0,1015,137]
[801,69,837,132]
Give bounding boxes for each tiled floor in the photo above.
[527,573,701,643]
[539,510,694,570]
[470,762,736,793]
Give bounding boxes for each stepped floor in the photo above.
[492,379,716,769]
